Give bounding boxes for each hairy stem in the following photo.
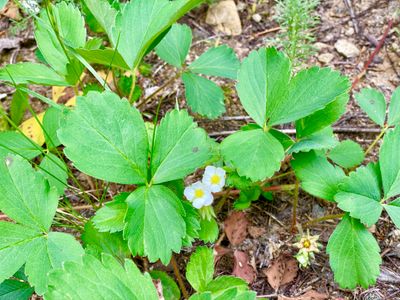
[291,179,299,233]
[304,213,345,227]
[364,125,388,156]
[171,256,189,299]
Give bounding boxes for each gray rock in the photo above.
[206,0,242,36]
[334,39,360,58]
[318,53,334,64]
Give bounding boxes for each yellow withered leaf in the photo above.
[20,113,45,146]
[52,86,66,103]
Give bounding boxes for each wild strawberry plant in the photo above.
[0,0,399,298]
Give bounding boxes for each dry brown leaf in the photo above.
[248,225,266,238]
[214,245,231,263]
[232,250,256,284]
[263,253,298,291]
[1,2,21,20]
[224,211,248,246]
[278,290,328,300]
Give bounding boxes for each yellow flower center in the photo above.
[210,174,221,184]
[303,239,311,249]
[194,189,205,198]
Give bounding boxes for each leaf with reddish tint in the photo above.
[232,250,256,284]
[224,211,249,246]
[263,253,298,291]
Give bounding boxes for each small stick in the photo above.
[343,0,360,35]
[352,18,394,89]
[170,256,189,299]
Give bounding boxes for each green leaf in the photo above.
[92,193,129,233]
[10,87,29,126]
[124,185,186,264]
[0,0,7,10]
[150,271,181,300]
[39,153,68,196]
[269,67,350,126]
[59,91,148,184]
[289,127,338,154]
[117,0,202,69]
[237,47,349,126]
[384,198,400,229]
[326,214,381,289]
[354,88,386,127]
[335,163,382,226]
[379,126,400,198]
[0,155,58,231]
[206,276,248,296]
[75,48,130,70]
[237,47,291,127]
[35,2,86,78]
[156,23,192,68]
[198,218,219,243]
[182,72,225,119]
[190,292,212,300]
[186,246,214,292]
[83,0,117,45]
[296,93,349,138]
[188,45,240,79]
[292,151,346,201]
[182,201,201,247]
[269,129,294,150]
[0,131,42,160]
[82,220,130,262]
[221,129,285,181]
[150,109,212,184]
[0,278,33,300]
[43,107,62,149]
[0,63,69,86]
[388,86,400,126]
[328,140,364,168]
[45,254,158,300]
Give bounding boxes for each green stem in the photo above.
[128,68,137,104]
[365,125,388,156]
[304,213,345,227]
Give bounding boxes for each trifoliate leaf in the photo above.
[123,185,186,264]
[39,153,68,196]
[288,127,338,154]
[92,193,129,233]
[0,131,42,160]
[188,45,240,79]
[388,86,400,126]
[206,276,248,296]
[296,93,349,138]
[156,23,192,68]
[384,198,400,229]
[59,91,148,185]
[0,63,69,86]
[76,48,130,70]
[335,163,382,226]
[269,129,294,150]
[182,72,226,119]
[327,214,381,289]
[221,129,285,181]
[292,151,346,201]
[186,246,214,292]
[82,220,130,262]
[354,88,386,127]
[236,47,290,127]
[198,218,219,243]
[117,0,202,69]
[379,126,400,199]
[150,271,181,300]
[150,109,212,184]
[328,140,364,168]
[45,254,158,300]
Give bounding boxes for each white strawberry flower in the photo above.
[184,181,214,209]
[202,166,226,193]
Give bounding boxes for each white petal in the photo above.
[202,173,213,186]
[204,165,217,176]
[209,184,222,193]
[203,193,214,206]
[215,167,226,177]
[192,181,204,190]
[192,198,205,209]
[184,186,195,201]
